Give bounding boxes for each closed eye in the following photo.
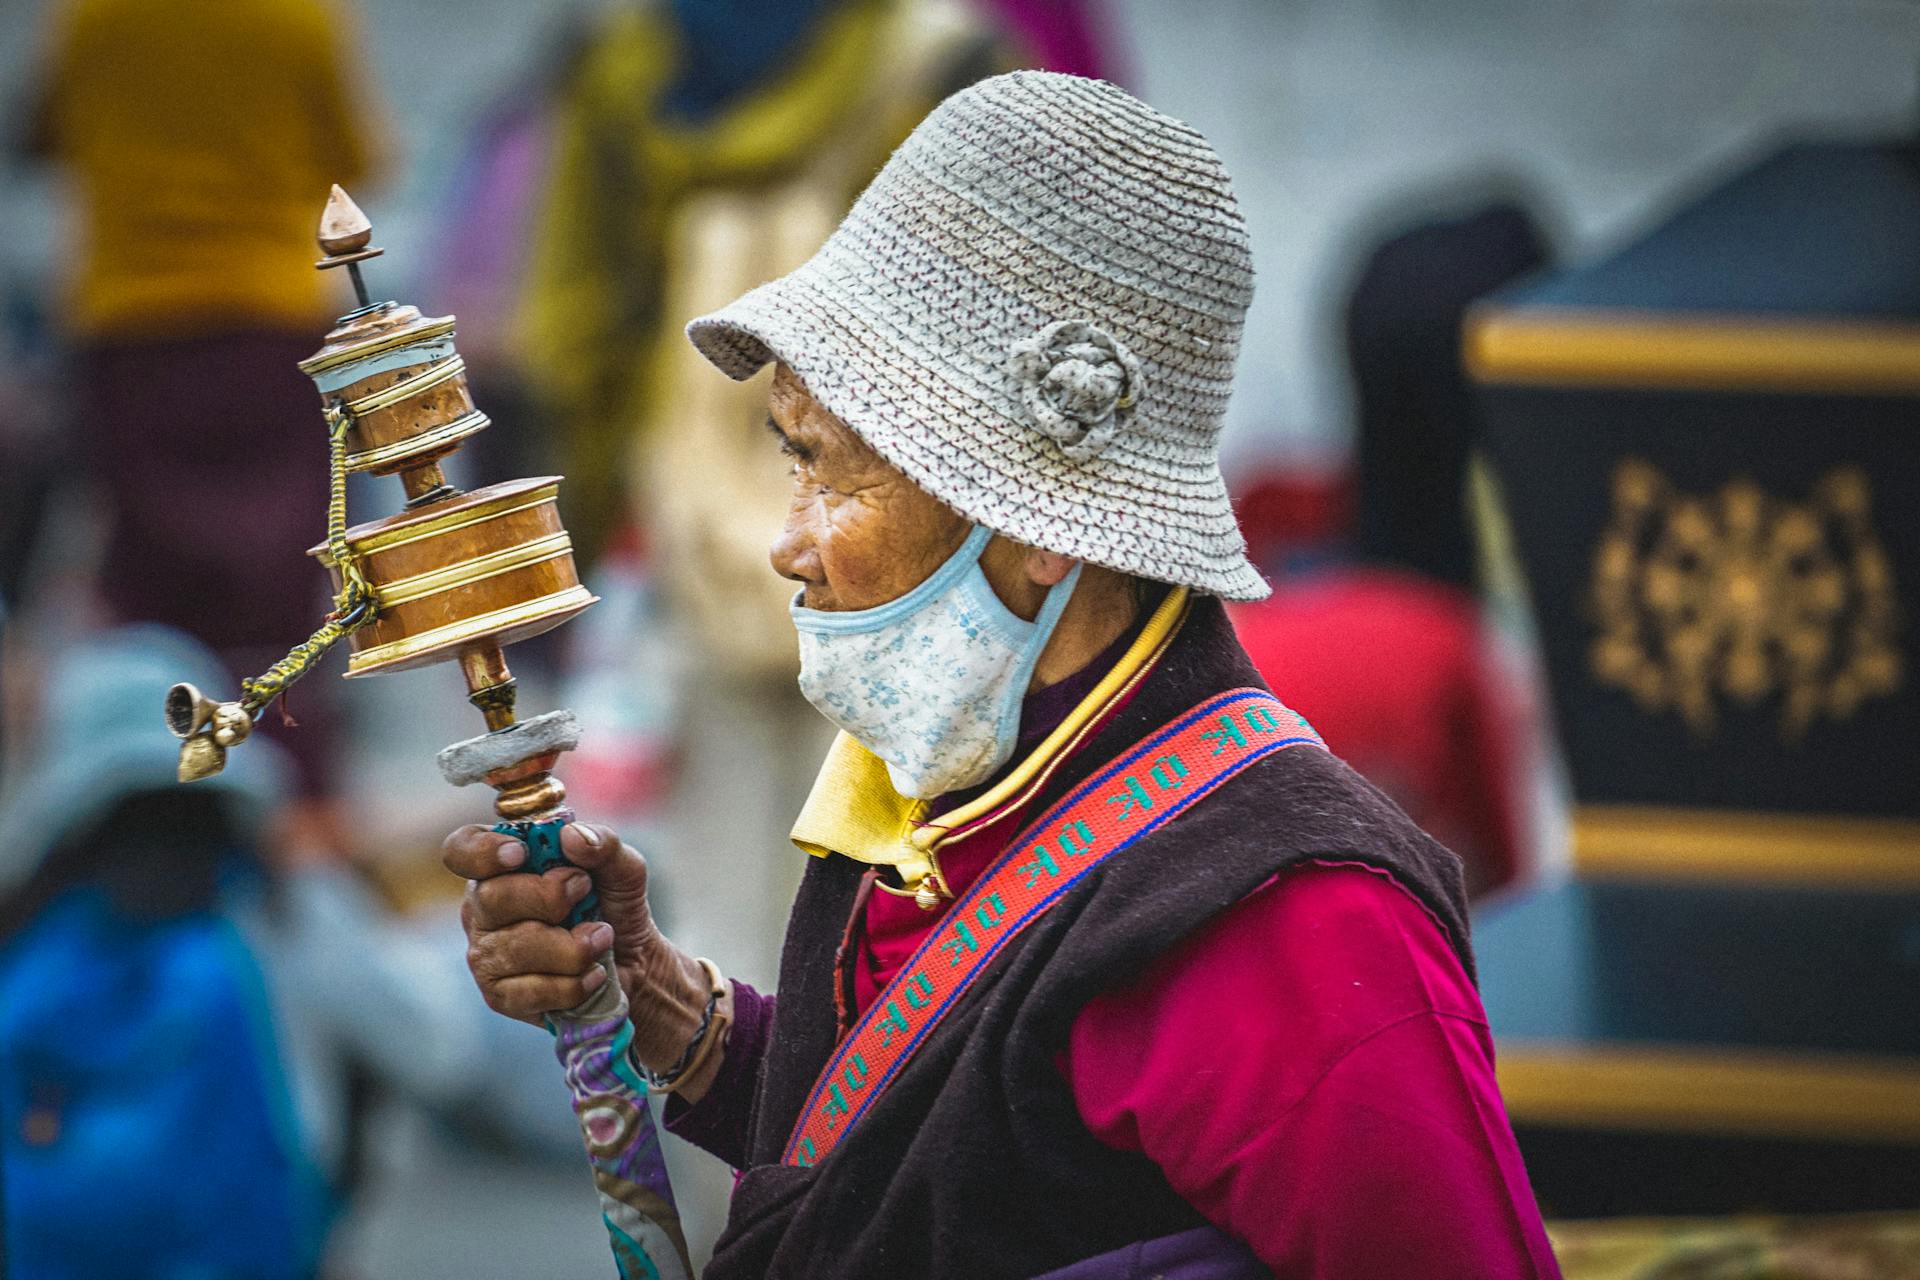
[767,414,814,463]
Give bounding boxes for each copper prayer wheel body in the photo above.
[310,477,597,676]
[297,303,488,477]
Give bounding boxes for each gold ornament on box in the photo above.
[1588,458,1902,739]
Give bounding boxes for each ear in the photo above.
[1025,548,1079,587]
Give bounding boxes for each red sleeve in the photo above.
[1062,862,1562,1279]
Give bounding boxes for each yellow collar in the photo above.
[788,588,1190,895]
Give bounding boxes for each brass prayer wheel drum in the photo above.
[297,303,487,488]
[311,476,597,677]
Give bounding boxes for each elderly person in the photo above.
[446,73,1562,1279]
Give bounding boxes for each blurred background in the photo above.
[1,0,1916,1277]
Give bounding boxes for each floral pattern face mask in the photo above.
[791,525,1083,799]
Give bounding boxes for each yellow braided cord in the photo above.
[238,404,380,716]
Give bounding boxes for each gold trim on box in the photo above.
[297,317,457,377]
[345,585,596,675]
[1465,305,1920,394]
[344,410,490,474]
[344,354,467,417]
[375,532,575,608]
[1495,1041,1920,1144]
[1574,804,1920,889]
[318,481,560,563]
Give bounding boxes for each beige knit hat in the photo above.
[687,70,1267,600]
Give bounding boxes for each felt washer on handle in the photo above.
[438,710,581,788]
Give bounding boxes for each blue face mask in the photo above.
[791,525,1083,799]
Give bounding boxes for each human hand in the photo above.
[442,822,712,1072]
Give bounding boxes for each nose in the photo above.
[769,500,817,587]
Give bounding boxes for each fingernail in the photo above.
[572,823,603,849]
[565,873,592,902]
[582,966,608,992]
[496,840,526,869]
[586,923,614,951]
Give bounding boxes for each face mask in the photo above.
[791,525,1083,799]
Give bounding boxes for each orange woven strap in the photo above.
[783,688,1325,1168]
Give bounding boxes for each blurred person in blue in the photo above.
[0,626,569,1279]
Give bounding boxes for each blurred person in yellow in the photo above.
[25,0,376,336]
[18,0,382,818]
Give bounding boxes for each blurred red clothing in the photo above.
[1230,567,1530,896]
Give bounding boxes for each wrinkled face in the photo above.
[766,364,973,613]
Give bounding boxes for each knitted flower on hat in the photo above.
[1008,320,1141,464]
[687,71,1266,600]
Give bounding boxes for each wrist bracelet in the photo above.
[635,957,729,1095]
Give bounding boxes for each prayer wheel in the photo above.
[162,186,693,1280]
[166,185,598,823]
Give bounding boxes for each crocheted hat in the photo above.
[687,70,1267,600]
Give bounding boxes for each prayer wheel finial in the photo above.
[316,184,383,307]
[317,184,375,256]
[316,183,382,263]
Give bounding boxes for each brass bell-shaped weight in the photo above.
[164,682,218,739]
[166,683,253,781]
[177,735,229,784]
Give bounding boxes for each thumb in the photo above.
[560,823,658,958]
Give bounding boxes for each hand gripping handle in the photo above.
[492,816,599,926]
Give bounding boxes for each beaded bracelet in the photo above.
[636,957,729,1095]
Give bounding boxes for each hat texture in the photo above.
[687,70,1267,600]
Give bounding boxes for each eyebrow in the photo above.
[766,414,814,461]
